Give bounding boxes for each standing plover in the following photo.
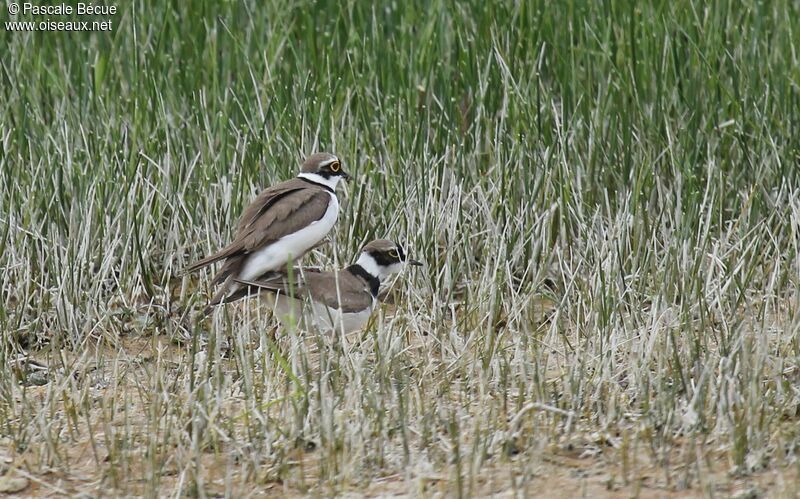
[185,153,350,314]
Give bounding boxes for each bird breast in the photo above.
[239,192,339,281]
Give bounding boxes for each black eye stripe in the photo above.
[371,249,400,266]
[320,161,345,175]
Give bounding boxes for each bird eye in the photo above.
[329,161,341,172]
[388,249,399,259]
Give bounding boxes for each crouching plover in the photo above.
[237,239,422,333]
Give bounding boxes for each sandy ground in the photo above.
[1,333,798,498]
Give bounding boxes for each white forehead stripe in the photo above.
[319,156,339,167]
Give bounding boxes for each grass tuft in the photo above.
[2,0,800,495]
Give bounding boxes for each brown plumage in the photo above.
[185,182,332,282]
[184,152,350,314]
[235,239,423,333]
[240,267,375,313]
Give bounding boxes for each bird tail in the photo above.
[183,244,242,275]
[201,271,285,316]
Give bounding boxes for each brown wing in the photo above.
[237,269,374,313]
[201,270,283,316]
[235,188,331,252]
[184,178,330,274]
[304,271,375,313]
[235,178,312,233]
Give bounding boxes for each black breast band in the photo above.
[346,264,380,297]
[298,176,335,193]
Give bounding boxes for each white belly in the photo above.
[309,301,374,334]
[240,192,338,280]
[268,293,375,334]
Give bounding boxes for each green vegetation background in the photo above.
[1,0,800,494]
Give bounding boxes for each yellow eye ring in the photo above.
[330,161,340,172]
[388,249,399,259]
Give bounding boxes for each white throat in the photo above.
[298,172,341,191]
[355,253,388,282]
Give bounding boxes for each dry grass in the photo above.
[3,0,800,496]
